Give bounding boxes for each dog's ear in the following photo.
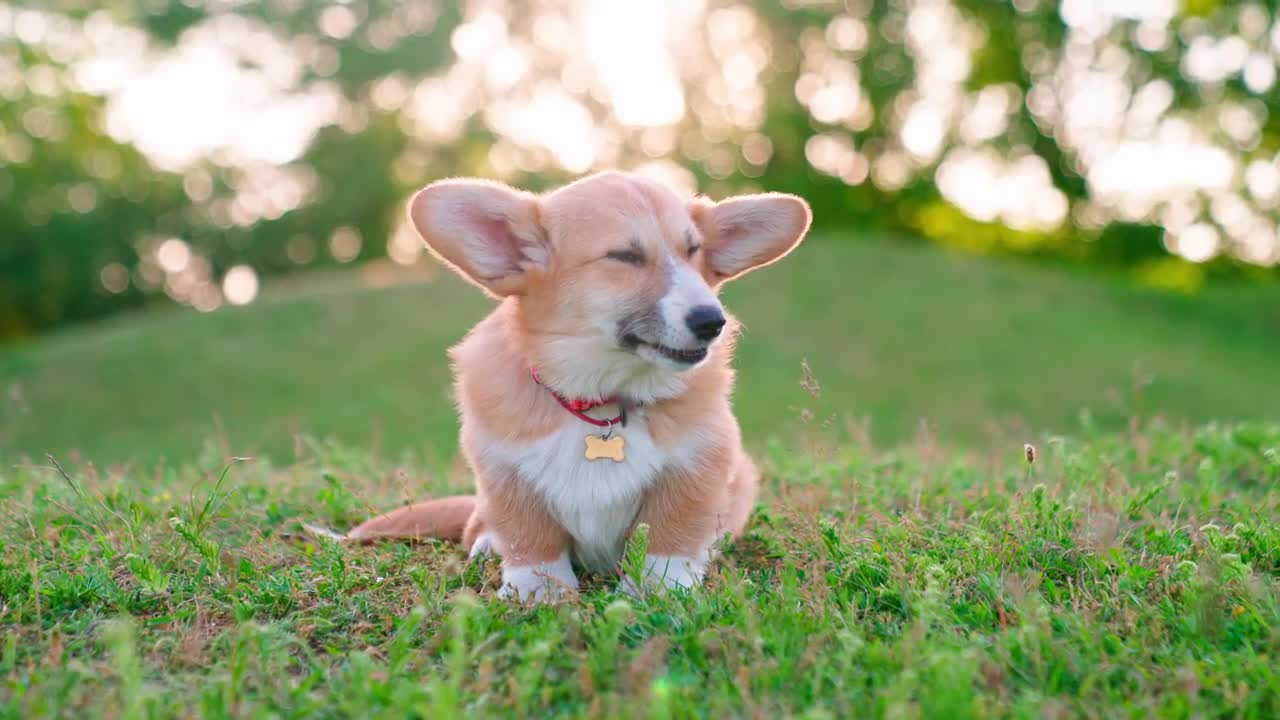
[692,193,811,284]
[408,179,549,296]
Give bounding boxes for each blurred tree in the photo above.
[1,0,464,338]
[0,42,183,337]
[748,0,1280,288]
[2,0,1278,340]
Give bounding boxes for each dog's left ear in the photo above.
[692,193,812,284]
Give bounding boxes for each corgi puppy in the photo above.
[345,171,811,601]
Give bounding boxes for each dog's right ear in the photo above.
[408,179,549,297]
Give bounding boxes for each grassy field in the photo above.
[1,418,1278,717]
[2,236,1279,717]
[2,234,1280,467]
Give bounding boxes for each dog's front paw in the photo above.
[618,554,705,597]
[499,555,578,603]
[468,532,497,559]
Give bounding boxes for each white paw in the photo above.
[499,554,578,603]
[618,554,706,597]
[469,532,496,559]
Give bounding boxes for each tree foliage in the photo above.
[2,0,1278,339]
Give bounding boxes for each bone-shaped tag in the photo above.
[584,434,625,462]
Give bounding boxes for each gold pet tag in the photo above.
[584,434,625,462]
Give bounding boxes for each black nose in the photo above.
[685,305,726,342]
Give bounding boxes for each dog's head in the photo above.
[409,171,810,400]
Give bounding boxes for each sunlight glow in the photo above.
[387,221,424,266]
[487,86,598,174]
[582,0,687,127]
[1169,223,1220,263]
[94,15,339,171]
[156,238,191,274]
[16,0,1278,273]
[937,149,1069,231]
[330,227,362,264]
[222,265,259,306]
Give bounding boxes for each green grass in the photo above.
[1,418,1278,717]
[2,237,1279,716]
[2,234,1279,467]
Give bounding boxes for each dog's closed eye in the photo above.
[606,248,646,265]
[685,229,701,259]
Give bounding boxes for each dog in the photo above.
[344,170,811,601]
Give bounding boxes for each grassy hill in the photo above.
[2,233,1279,466]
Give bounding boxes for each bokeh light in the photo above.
[3,0,1279,336]
[222,265,259,306]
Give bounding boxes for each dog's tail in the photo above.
[308,495,477,545]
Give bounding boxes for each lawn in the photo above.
[1,235,1278,717]
[1,418,1277,717]
[2,234,1279,467]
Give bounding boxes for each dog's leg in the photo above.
[477,468,579,602]
[498,554,578,602]
[621,446,758,595]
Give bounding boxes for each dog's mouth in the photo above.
[621,334,709,365]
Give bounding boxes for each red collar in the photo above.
[531,368,624,428]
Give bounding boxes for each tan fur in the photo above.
[347,496,475,543]
[470,466,570,565]
[353,171,810,598]
[450,302,564,444]
[634,441,757,556]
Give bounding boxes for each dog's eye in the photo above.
[606,249,645,265]
[687,244,701,258]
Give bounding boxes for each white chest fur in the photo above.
[476,412,692,573]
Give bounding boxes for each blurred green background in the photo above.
[2,0,1279,464]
